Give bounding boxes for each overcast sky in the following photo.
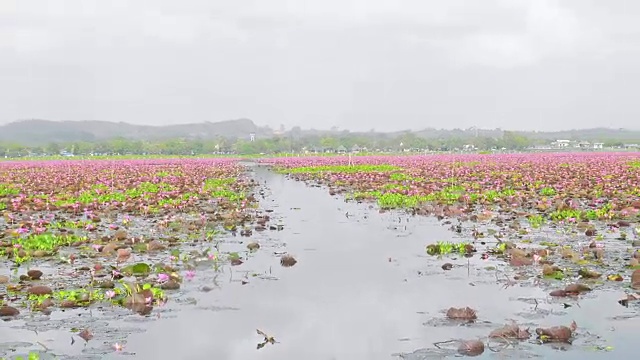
[1,0,639,132]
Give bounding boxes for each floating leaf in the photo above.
[544,271,565,280]
[607,274,623,281]
[121,262,152,276]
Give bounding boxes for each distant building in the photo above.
[593,142,604,149]
[578,141,591,149]
[250,133,255,142]
[551,140,572,149]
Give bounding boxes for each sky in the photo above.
[1,0,639,132]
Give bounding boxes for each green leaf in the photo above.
[121,262,152,276]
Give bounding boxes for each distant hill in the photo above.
[294,127,640,143]
[0,118,269,145]
[515,127,640,141]
[2,118,640,146]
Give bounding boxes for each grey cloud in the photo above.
[1,0,639,131]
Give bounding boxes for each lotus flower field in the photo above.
[1,153,640,357]
[260,152,640,351]
[265,153,640,221]
[0,159,276,323]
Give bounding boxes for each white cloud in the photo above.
[405,0,598,68]
[1,0,640,130]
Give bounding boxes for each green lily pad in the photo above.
[543,270,565,280]
[121,262,152,276]
[132,243,147,252]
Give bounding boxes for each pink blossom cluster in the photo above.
[261,152,640,215]
[0,158,248,215]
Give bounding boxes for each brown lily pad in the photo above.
[36,298,55,311]
[95,280,115,289]
[536,321,576,343]
[510,256,533,267]
[446,307,477,321]
[26,269,43,280]
[0,305,20,317]
[489,324,531,340]
[631,269,640,290]
[102,243,118,254]
[78,328,94,342]
[160,280,180,290]
[564,283,591,294]
[60,300,79,308]
[457,339,485,356]
[27,285,53,296]
[32,250,49,258]
[114,229,127,240]
[549,289,568,297]
[578,268,601,279]
[147,240,166,252]
[280,254,297,267]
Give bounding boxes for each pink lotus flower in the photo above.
[185,270,196,280]
[533,254,541,263]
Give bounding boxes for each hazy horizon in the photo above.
[2,117,640,134]
[2,1,640,132]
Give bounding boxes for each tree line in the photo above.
[0,132,632,157]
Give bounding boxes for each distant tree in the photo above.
[45,142,61,155]
[320,136,339,149]
[234,140,259,154]
[499,131,532,149]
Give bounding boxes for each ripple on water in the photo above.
[102,326,146,336]
[394,341,547,359]
[514,308,569,320]
[194,305,241,312]
[57,355,104,360]
[21,319,111,332]
[0,342,34,352]
[422,318,495,328]
[391,347,453,359]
